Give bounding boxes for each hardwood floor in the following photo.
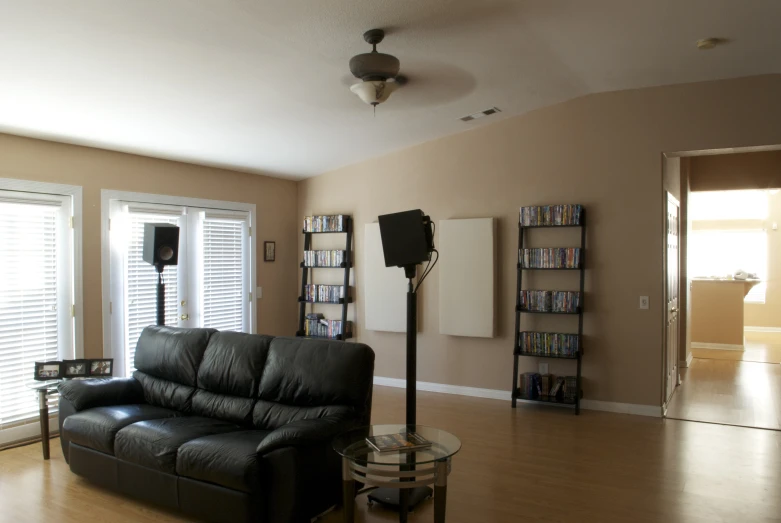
[666,358,781,430]
[3,385,781,522]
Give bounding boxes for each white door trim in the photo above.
[101,190,257,359]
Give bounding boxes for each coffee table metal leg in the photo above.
[341,458,355,523]
[38,390,50,460]
[434,459,448,523]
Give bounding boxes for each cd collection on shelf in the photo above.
[302,284,345,303]
[520,247,581,269]
[518,372,578,402]
[302,313,351,339]
[520,204,583,227]
[303,215,348,233]
[303,250,346,268]
[519,332,579,357]
[519,290,580,313]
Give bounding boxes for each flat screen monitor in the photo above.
[378,210,433,268]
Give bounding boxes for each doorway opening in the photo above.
[663,148,781,431]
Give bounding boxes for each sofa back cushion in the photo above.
[191,331,273,425]
[133,326,216,412]
[253,337,375,429]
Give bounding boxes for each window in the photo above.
[105,192,255,377]
[689,190,769,303]
[0,181,82,444]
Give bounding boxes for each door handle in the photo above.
[180,314,190,320]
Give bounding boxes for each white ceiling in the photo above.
[1,0,780,179]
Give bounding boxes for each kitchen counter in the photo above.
[691,279,760,349]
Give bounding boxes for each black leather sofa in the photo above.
[58,326,375,523]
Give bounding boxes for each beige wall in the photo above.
[690,150,781,191]
[299,75,781,407]
[0,133,299,359]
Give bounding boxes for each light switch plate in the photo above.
[256,287,263,299]
[539,363,549,375]
[639,296,649,310]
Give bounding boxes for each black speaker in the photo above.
[378,210,434,268]
[142,223,180,267]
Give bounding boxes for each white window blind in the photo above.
[0,200,60,425]
[201,216,246,332]
[125,212,180,373]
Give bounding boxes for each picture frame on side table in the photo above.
[34,361,63,381]
[88,359,114,377]
[63,359,89,378]
[264,241,276,262]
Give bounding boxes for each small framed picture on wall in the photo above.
[264,241,275,262]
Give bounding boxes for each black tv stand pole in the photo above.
[368,268,433,518]
[406,275,416,428]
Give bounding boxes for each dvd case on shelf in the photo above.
[519,290,580,313]
[302,284,346,303]
[303,215,348,233]
[302,318,351,339]
[519,332,580,357]
[519,204,582,227]
[303,250,346,268]
[520,247,581,269]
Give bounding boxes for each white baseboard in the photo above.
[691,342,744,351]
[373,377,661,418]
[0,416,58,447]
[680,351,694,368]
[744,326,781,333]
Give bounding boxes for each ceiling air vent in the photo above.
[460,107,501,122]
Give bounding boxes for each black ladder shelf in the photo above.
[511,207,586,414]
[296,215,353,341]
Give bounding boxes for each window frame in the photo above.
[101,190,256,369]
[0,177,83,444]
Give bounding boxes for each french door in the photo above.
[109,201,251,376]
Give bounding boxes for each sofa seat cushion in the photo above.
[114,417,240,474]
[176,430,272,493]
[62,404,181,455]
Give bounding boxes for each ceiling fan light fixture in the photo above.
[350,80,399,106]
[348,29,402,108]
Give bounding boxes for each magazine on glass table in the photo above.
[365,431,432,453]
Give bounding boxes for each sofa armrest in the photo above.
[58,377,144,411]
[256,415,357,456]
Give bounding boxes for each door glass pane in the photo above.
[201,217,245,332]
[125,213,180,373]
[0,201,59,424]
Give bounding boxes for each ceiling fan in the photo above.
[348,29,406,109]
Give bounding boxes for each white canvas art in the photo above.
[363,222,409,333]
[438,218,495,338]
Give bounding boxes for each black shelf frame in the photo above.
[512,209,586,414]
[297,216,353,341]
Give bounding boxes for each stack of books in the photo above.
[519,291,580,313]
[519,332,579,357]
[303,250,346,268]
[302,284,345,303]
[520,204,582,227]
[302,314,351,339]
[520,248,581,269]
[303,215,348,232]
[518,373,578,402]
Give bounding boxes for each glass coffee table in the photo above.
[333,425,461,523]
[26,380,62,459]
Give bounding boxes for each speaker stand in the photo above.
[367,273,433,516]
[156,266,165,326]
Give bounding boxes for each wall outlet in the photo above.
[639,296,649,310]
[539,363,549,375]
